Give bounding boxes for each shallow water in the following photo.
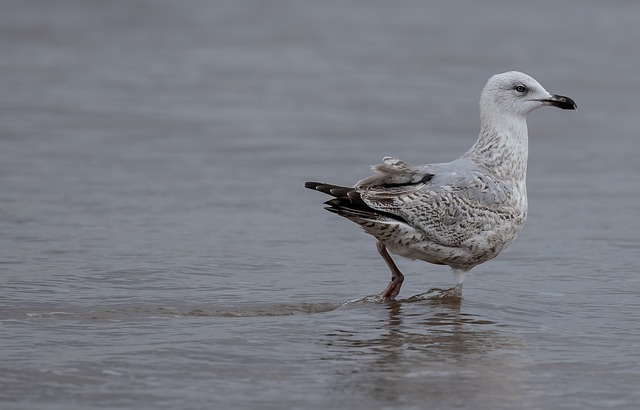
[1,0,640,409]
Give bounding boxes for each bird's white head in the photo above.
[480,71,576,118]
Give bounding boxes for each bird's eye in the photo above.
[514,85,527,93]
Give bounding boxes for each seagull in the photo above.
[304,71,576,301]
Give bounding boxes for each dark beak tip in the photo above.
[552,94,577,111]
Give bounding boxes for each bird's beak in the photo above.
[539,94,577,110]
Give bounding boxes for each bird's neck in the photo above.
[464,110,529,184]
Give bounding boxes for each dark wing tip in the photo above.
[304,181,324,190]
[323,198,344,207]
[304,182,354,197]
[328,187,352,197]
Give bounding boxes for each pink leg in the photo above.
[376,240,404,300]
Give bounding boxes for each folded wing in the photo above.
[306,157,514,248]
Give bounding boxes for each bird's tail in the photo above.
[304,182,406,223]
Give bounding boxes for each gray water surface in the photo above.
[1,1,640,409]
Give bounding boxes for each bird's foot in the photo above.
[345,279,404,303]
[356,294,389,303]
[379,275,404,301]
[405,286,462,303]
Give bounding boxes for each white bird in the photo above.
[305,71,576,301]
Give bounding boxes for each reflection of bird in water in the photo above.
[305,72,576,301]
[324,301,540,409]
